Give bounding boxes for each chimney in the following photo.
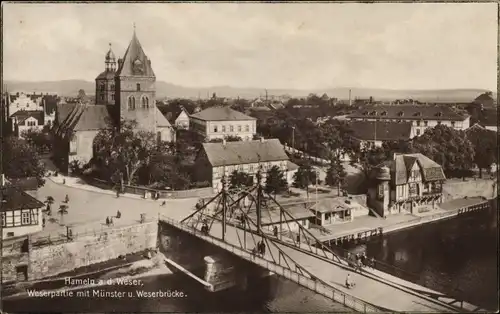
[1,174,5,187]
[222,138,227,147]
[260,137,265,143]
[348,89,352,107]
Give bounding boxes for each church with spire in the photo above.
[53,28,175,174]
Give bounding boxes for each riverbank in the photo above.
[310,197,491,245]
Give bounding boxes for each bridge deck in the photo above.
[162,217,468,313]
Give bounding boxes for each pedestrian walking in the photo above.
[42,217,46,228]
[109,217,114,226]
[116,210,121,219]
[260,241,266,256]
[65,194,70,203]
[273,226,278,237]
[116,189,120,198]
[106,216,110,226]
[161,201,166,206]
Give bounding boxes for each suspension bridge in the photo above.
[160,168,485,313]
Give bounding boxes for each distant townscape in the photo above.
[1,27,498,314]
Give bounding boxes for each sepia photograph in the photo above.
[0,1,498,313]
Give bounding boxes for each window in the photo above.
[213,125,218,133]
[416,121,420,126]
[101,95,104,101]
[424,120,428,127]
[245,125,249,132]
[111,94,115,101]
[238,125,242,132]
[27,120,36,127]
[409,183,418,195]
[222,125,226,132]
[451,121,455,127]
[377,184,384,199]
[100,84,105,92]
[128,96,136,110]
[416,129,421,136]
[230,125,234,132]
[1,213,5,227]
[137,83,141,91]
[21,211,31,225]
[141,96,149,108]
[111,84,115,90]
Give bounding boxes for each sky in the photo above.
[2,2,498,91]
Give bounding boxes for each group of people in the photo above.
[346,252,375,272]
[105,210,121,226]
[252,240,267,257]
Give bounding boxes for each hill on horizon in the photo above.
[3,79,495,103]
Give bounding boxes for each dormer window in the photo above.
[414,112,421,117]
[397,111,404,117]
[436,112,442,117]
[363,111,368,115]
[136,83,141,91]
[381,111,387,116]
[370,111,377,116]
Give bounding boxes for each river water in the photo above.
[3,200,498,313]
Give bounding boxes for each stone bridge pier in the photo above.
[158,220,271,292]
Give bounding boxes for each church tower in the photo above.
[95,44,117,106]
[114,26,157,132]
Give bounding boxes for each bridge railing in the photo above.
[160,215,386,313]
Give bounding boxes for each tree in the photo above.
[228,170,253,191]
[77,89,86,101]
[325,156,347,195]
[21,129,52,153]
[225,135,242,142]
[292,163,317,198]
[2,136,46,187]
[466,127,497,177]
[93,119,159,185]
[412,125,475,179]
[355,146,387,180]
[264,166,288,196]
[58,204,69,225]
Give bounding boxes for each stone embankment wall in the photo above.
[443,179,497,201]
[28,221,157,280]
[2,237,30,283]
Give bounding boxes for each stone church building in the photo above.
[54,29,175,173]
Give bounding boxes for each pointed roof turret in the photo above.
[116,25,155,77]
[105,43,116,62]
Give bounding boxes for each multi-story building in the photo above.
[10,110,44,138]
[346,105,470,137]
[189,106,257,141]
[54,28,175,173]
[1,180,45,239]
[193,138,299,192]
[367,153,446,217]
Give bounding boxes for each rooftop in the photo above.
[380,153,446,185]
[190,106,256,121]
[201,139,288,167]
[0,186,45,212]
[10,110,44,125]
[349,121,412,142]
[347,105,467,121]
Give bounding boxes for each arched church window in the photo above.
[137,83,141,91]
[128,96,136,110]
[141,96,149,108]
